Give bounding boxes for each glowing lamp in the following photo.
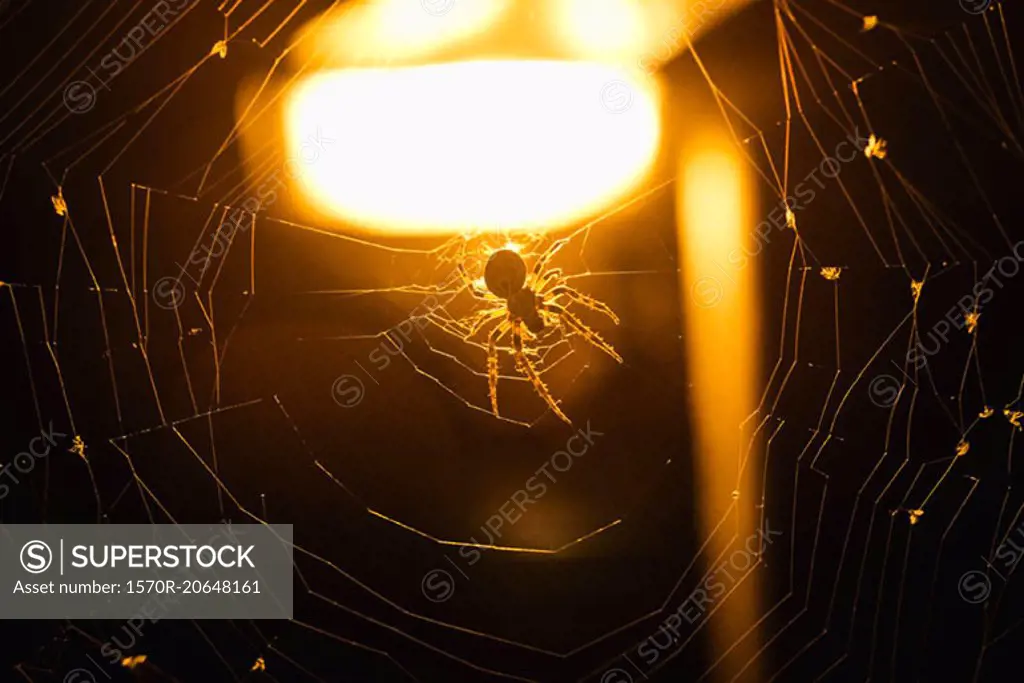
[259,0,751,236]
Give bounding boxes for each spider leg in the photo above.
[546,285,620,324]
[513,322,572,425]
[530,237,570,282]
[543,302,623,363]
[458,262,494,300]
[464,306,507,339]
[487,319,512,417]
[535,268,564,294]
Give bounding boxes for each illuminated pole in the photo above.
[678,130,762,681]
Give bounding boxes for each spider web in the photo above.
[2,1,1024,682]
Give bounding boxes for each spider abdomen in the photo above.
[484,249,527,299]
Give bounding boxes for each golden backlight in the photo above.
[679,138,762,681]
[285,61,660,235]
[552,0,651,63]
[301,0,512,65]
[273,0,753,235]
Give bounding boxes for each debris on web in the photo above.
[69,435,87,461]
[965,310,980,334]
[121,655,147,669]
[51,188,67,216]
[864,134,888,159]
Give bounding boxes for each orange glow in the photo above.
[679,136,762,681]
[680,146,758,424]
[551,0,651,63]
[293,0,753,68]
[297,0,511,66]
[271,0,753,236]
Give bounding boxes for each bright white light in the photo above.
[285,60,661,235]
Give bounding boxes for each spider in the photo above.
[456,240,622,425]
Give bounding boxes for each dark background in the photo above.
[2,0,1023,681]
